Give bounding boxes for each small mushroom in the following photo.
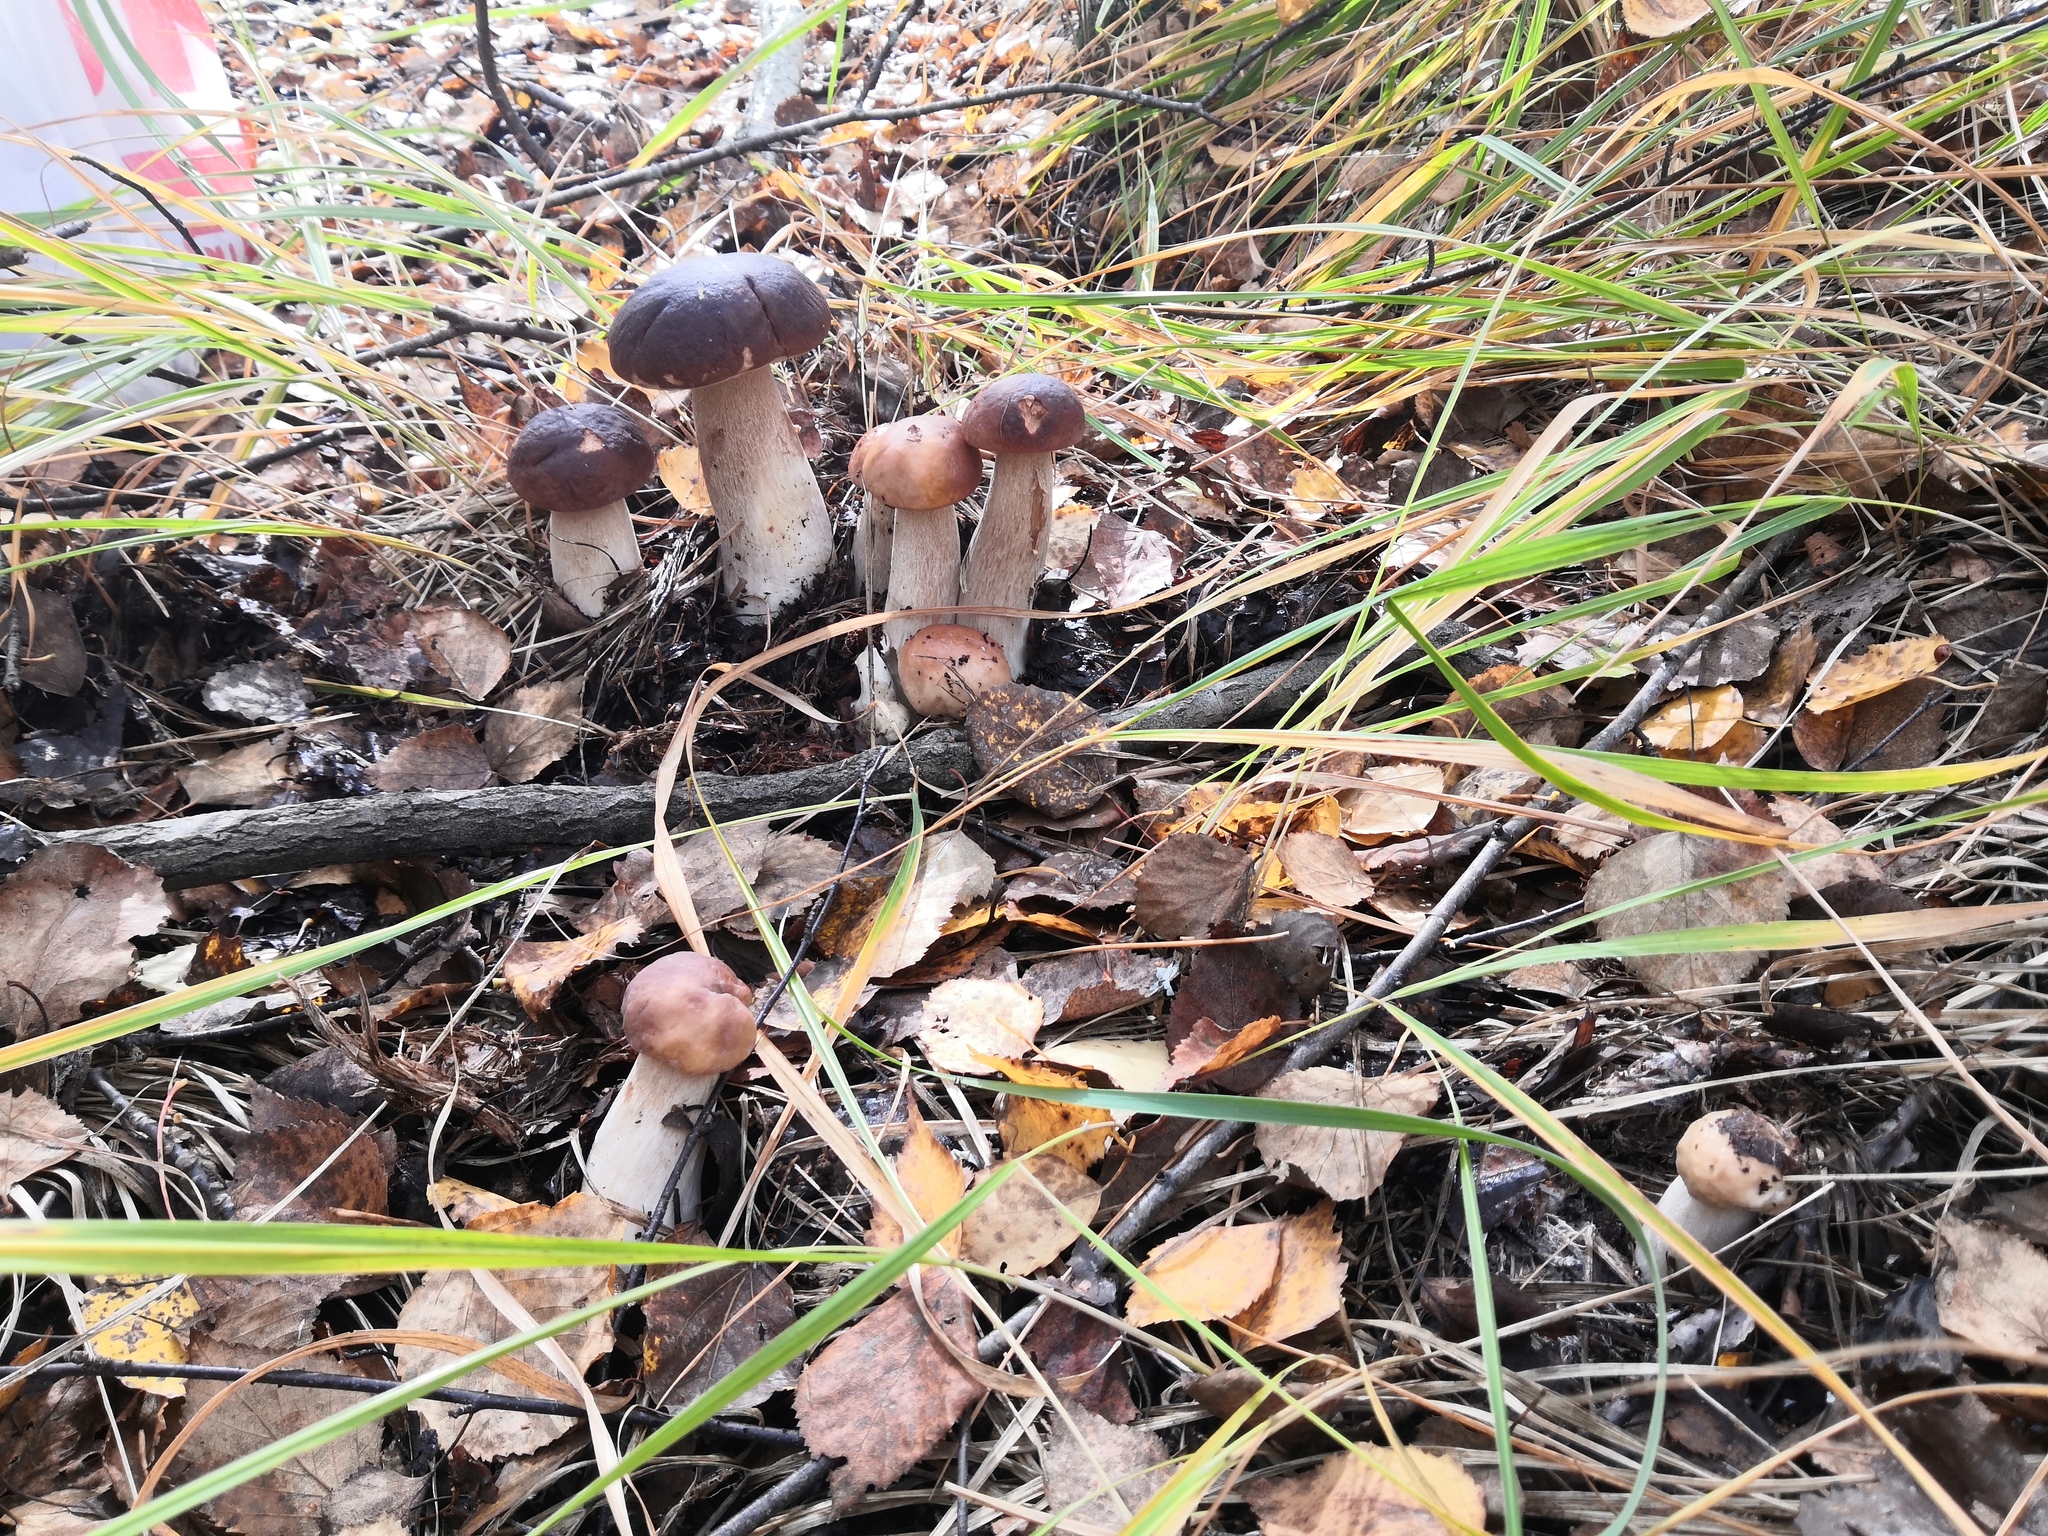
[850,414,983,653]
[582,952,756,1221]
[507,403,655,619]
[1641,1108,1801,1276]
[897,623,1012,719]
[606,254,835,623]
[958,373,1086,676]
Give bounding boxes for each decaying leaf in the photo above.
[960,1157,1102,1276]
[1746,620,1817,725]
[1126,1223,1283,1327]
[1669,616,1779,690]
[79,1278,201,1396]
[368,722,493,792]
[1029,1306,1136,1422]
[0,587,87,696]
[868,1103,965,1257]
[995,1061,1116,1171]
[1135,834,1256,938]
[0,845,170,1043]
[1255,1068,1439,1203]
[486,679,584,784]
[643,1239,799,1411]
[1023,950,1171,1023]
[1004,851,1139,909]
[0,1089,94,1203]
[1070,514,1176,610]
[1041,1400,1175,1534]
[1040,1038,1174,1094]
[916,976,1045,1072]
[1806,636,1952,713]
[1794,677,1947,772]
[1168,942,1295,1066]
[966,685,1117,816]
[1583,832,1791,993]
[1934,1216,2048,1361]
[228,1086,388,1221]
[1340,763,1445,839]
[1280,830,1375,908]
[794,1274,981,1509]
[1244,1443,1486,1536]
[865,832,998,978]
[1230,1201,1347,1342]
[201,660,313,723]
[1640,686,1744,753]
[180,734,294,808]
[409,606,513,699]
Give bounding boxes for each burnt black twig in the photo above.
[68,155,204,256]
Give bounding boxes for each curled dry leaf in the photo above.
[1245,1443,1486,1536]
[1126,1222,1283,1327]
[1806,636,1952,713]
[867,1103,965,1258]
[409,606,513,700]
[1255,1068,1440,1203]
[865,831,998,978]
[994,1060,1116,1172]
[1041,1400,1176,1536]
[1231,1201,1346,1343]
[916,976,1045,1072]
[368,722,492,792]
[960,1156,1102,1276]
[486,678,584,784]
[1640,685,1744,753]
[0,845,170,1043]
[1166,1013,1292,1087]
[1340,763,1445,839]
[1746,620,1817,725]
[1135,833,1256,938]
[1280,830,1375,909]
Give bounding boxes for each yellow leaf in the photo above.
[1621,0,1711,38]
[916,977,1044,1073]
[79,1278,200,1396]
[1039,1038,1174,1094]
[868,1103,964,1259]
[1276,0,1315,23]
[1806,636,1953,714]
[1285,461,1358,522]
[657,445,715,519]
[994,1060,1116,1171]
[959,1157,1102,1276]
[1127,1223,1282,1327]
[1231,1202,1346,1343]
[1639,685,1744,752]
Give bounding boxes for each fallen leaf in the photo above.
[1255,1068,1439,1202]
[1126,1223,1282,1327]
[200,660,312,723]
[179,734,294,808]
[79,1278,201,1396]
[4,1500,102,1536]
[368,722,492,792]
[1796,1462,1955,1536]
[1280,830,1375,908]
[794,1274,980,1508]
[228,1086,389,1221]
[656,444,715,518]
[1039,1038,1174,1094]
[917,976,1045,1072]
[1167,1013,1292,1086]
[0,846,170,1043]
[960,1157,1102,1275]
[1168,942,1295,1052]
[1668,615,1779,690]
[409,606,513,700]
[1285,458,1356,520]
[0,1373,102,1500]
[1041,1400,1175,1534]
[172,1336,384,1536]
[394,1193,630,1459]
[1276,0,1315,21]
[0,1089,95,1203]
[427,1176,519,1225]
[1806,637,1953,713]
[1245,1443,1486,1536]
[1444,664,1582,747]
[0,588,86,696]
[967,685,1118,817]
[867,1103,965,1257]
[503,924,637,1017]
[1640,686,1744,752]
[1231,1201,1346,1343]
[1135,834,1256,938]
[1340,763,1445,839]
[1023,951,1173,1023]
[1028,1306,1135,1422]
[995,1061,1116,1171]
[1745,621,1816,725]
[643,1238,798,1411]
[1934,1216,2048,1360]
[1766,797,1884,889]
[1793,677,1946,772]
[847,832,997,977]
[1070,515,1176,610]
[1004,851,1139,909]
[1584,831,1792,992]
[486,679,584,784]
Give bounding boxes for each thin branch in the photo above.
[85,1068,235,1220]
[473,0,556,173]
[698,1456,836,1536]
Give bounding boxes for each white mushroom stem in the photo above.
[853,492,893,606]
[1639,1179,1763,1279]
[582,1056,717,1223]
[691,366,834,622]
[549,500,640,619]
[851,645,912,742]
[883,503,961,653]
[958,451,1056,675]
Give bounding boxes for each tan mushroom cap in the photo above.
[1676,1108,1800,1213]
[897,624,1011,718]
[622,951,757,1076]
[850,414,984,511]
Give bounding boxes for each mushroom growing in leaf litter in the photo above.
[897,623,1011,719]
[850,413,983,652]
[958,373,1086,675]
[606,254,835,623]
[1641,1107,1801,1276]
[507,403,655,619]
[583,951,757,1223]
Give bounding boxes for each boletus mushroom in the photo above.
[582,951,756,1222]
[605,254,835,623]
[849,413,983,652]
[1641,1107,1801,1276]
[957,373,1085,675]
[507,403,656,619]
[897,623,1011,719]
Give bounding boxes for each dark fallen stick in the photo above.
[85,1068,234,1220]
[699,1456,836,1536]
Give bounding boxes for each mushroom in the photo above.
[1641,1108,1801,1276]
[606,254,835,624]
[582,952,757,1223]
[850,413,983,653]
[896,623,1011,719]
[507,403,655,619]
[957,373,1086,676]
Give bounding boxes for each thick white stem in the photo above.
[882,503,961,653]
[582,1055,718,1223]
[854,491,892,606]
[692,368,834,622]
[1638,1177,1759,1279]
[957,451,1055,676]
[549,499,640,619]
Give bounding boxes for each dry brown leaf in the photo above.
[368,722,492,792]
[0,588,86,696]
[1767,797,1884,890]
[1023,951,1169,1023]
[966,685,1117,817]
[394,1192,629,1459]
[1071,515,1176,610]
[427,1176,519,1225]
[1039,1038,1174,1094]
[656,444,715,518]
[1245,1443,1486,1536]
[1041,1400,1176,1535]
[794,1274,981,1509]
[867,1103,966,1257]
[1583,832,1791,992]
[1807,636,1952,713]
[1255,1068,1439,1203]
[1126,1223,1282,1328]
[180,734,294,808]
[486,679,584,784]
[916,977,1045,1072]
[1621,0,1711,37]
[1230,1201,1346,1343]
[0,846,169,1043]
[1028,1306,1136,1423]
[228,1086,388,1220]
[1746,621,1817,726]
[643,1236,798,1412]
[1280,831,1375,909]
[1934,1216,2048,1361]
[864,832,998,978]
[1166,1013,1292,1088]
[0,1089,94,1201]
[960,1157,1102,1276]
[1135,834,1257,938]
[994,1061,1116,1171]
[409,606,513,700]
[1793,677,1946,772]
[502,921,638,1017]
[1640,686,1743,752]
[1340,763,1445,838]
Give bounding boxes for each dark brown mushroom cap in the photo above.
[960,374,1086,454]
[605,254,832,391]
[506,404,655,512]
[849,414,983,510]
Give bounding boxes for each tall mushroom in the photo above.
[957,373,1086,676]
[507,403,655,619]
[849,413,983,652]
[583,951,757,1222]
[606,254,835,623]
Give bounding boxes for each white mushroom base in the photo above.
[583,1054,718,1223]
[550,499,641,618]
[692,366,835,622]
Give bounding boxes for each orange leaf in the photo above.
[1127,1223,1282,1327]
[867,1103,964,1259]
[1231,1202,1346,1343]
[1640,685,1743,752]
[1806,637,1952,713]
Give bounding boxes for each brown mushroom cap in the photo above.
[960,374,1086,455]
[606,253,832,391]
[1676,1108,1801,1213]
[507,404,655,512]
[850,415,983,511]
[897,624,1012,718]
[621,952,757,1076]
